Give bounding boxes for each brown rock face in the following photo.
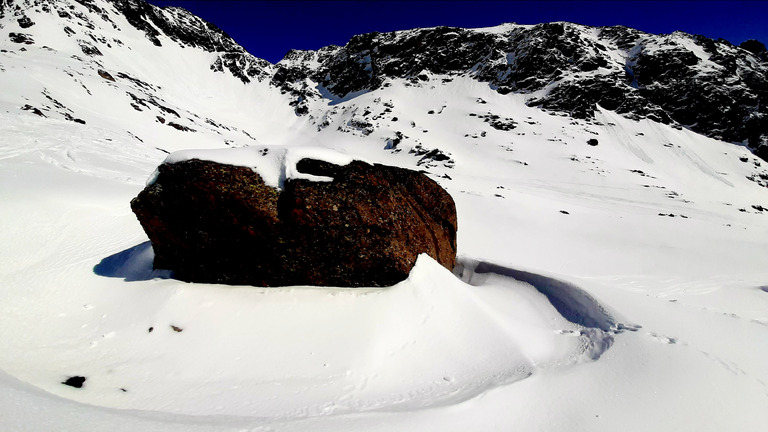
[130,158,457,287]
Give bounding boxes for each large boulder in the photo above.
[130,156,457,287]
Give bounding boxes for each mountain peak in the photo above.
[3,0,767,156]
[266,20,768,154]
[1,0,272,82]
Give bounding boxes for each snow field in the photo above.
[1,3,768,430]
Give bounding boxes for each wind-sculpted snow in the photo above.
[88,252,618,416]
[457,259,617,332]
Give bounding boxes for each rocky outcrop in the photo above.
[108,0,273,83]
[272,23,768,157]
[9,32,34,44]
[130,158,457,287]
[5,1,766,156]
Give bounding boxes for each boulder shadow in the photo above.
[93,241,173,282]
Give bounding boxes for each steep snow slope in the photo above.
[1,1,768,431]
[0,0,293,153]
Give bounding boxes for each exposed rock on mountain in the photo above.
[112,0,273,82]
[740,39,768,61]
[130,158,457,287]
[272,23,768,156]
[8,32,34,44]
[3,0,765,156]
[3,0,271,82]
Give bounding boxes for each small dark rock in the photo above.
[79,42,102,56]
[62,376,86,388]
[167,122,194,132]
[170,325,183,332]
[9,32,34,44]
[560,210,570,214]
[17,16,35,28]
[98,69,115,81]
[63,113,86,124]
[21,104,45,117]
[587,138,599,146]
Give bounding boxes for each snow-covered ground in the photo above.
[1,2,768,431]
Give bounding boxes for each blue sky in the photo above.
[147,1,768,63]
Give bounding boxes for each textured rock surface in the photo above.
[130,158,457,287]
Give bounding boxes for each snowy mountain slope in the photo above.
[0,0,291,156]
[1,1,768,431]
[273,22,768,158]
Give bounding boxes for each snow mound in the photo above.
[27,252,616,419]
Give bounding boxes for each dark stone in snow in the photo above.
[587,138,599,146]
[167,122,194,132]
[79,42,102,56]
[62,376,86,388]
[98,69,115,81]
[21,104,45,117]
[9,32,34,44]
[17,16,34,28]
[131,158,458,287]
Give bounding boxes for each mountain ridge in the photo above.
[269,21,768,157]
[2,0,767,159]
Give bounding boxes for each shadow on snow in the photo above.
[93,241,172,281]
